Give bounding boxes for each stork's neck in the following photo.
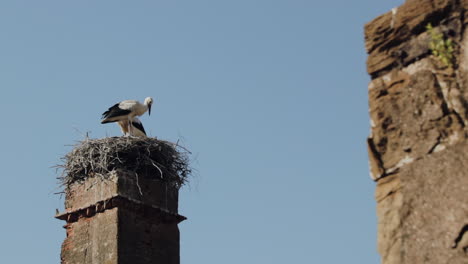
[132,103,147,116]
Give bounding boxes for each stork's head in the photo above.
[144,97,153,115]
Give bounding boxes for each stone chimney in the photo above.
[55,137,189,264]
[366,0,468,263]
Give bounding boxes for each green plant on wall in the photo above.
[426,23,454,67]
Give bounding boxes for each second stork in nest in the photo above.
[117,117,147,137]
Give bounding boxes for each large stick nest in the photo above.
[57,137,191,189]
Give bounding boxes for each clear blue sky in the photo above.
[0,1,403,263]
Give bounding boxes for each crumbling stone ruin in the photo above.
[366,0,468,263]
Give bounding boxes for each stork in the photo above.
[118,117,147,137]
[101,97,153,135]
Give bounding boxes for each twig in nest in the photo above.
[135,172,143,196]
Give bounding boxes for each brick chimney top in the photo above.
[56,137,190,264]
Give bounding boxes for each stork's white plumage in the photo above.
[101,97,153,135]
[118,117,147,137]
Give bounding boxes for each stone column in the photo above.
[366,0,468,263]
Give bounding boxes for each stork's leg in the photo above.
[128,117,133,136]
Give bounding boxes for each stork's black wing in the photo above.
[101,103,132,123]
[132,120,147,135]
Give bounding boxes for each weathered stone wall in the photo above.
[119,208,181,264]
[56,171,185,264]
[366,1,468,263]
[61,208,119,264]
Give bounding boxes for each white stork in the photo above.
[101,97,153,135]
[118,117,147,137]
